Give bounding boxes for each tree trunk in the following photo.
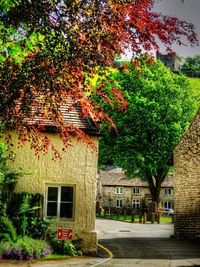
[146,174,161,208]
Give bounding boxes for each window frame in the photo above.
[164,201,172,209]
[116,199,123,208]
[132,199,140,209]
[116,187,124,195]
[45,184,75,221]
[132,187,140,195]
[164,188,172,196]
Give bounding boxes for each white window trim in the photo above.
[132,199,140,209]
[165,188,172,196]
[164,201,172,209]
[116,187,124,195]
[45,184,75,221]
[132,187,140,195]
[116,199,123,208]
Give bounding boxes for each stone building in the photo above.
[156,52,181,73]
[3,100,99,254]
[173,108,200,240]
[97,168,174,210]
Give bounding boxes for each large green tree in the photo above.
[99,56,198,204]
[0,0,198,156]
[182,55,200,77]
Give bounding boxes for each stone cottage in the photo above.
[3,99,99,254]
[97,167,174,210]
[173,108,200,240]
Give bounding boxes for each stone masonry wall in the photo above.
[174,109,200,240]
[6,132,98,254]
[102,186,150,208]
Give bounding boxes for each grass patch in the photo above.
[96,214,173,224]
[45,254,71,259]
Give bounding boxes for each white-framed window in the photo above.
[165,188,172,196]
[132,187,140,195]
[116,187,124,195]
[45,185,74,220]
[116,199,123,208]
[132,200,140,209]
[164,201,172,209]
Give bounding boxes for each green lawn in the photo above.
[188,77,200,107]
[96,213,173,224]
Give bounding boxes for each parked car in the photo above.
[158,208,174,216]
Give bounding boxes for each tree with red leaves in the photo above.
[0,0,198,157]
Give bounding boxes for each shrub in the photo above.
[0,216,17,242]
[49,234,82,256]
[0,236,52,260]
[28,217,53,239]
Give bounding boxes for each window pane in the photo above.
[61,187,74,202]
[47,202,57,216]
[60,203,73,218]
[48,187,58,201]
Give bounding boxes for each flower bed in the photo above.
[0,236,51,260]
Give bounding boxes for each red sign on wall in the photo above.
[57,228,73,240]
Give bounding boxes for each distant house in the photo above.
[173,108,200,240]
[156,52,181,73]
[97,168,174,210]
[3,98,99,254]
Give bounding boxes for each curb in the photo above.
[90,243,113,267]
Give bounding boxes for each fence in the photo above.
[1,192,43,217]
[96,207,165,224]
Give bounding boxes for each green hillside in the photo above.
[187,77,200,108]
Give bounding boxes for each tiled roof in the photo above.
[99,169,173,188]
[17,97,97,133]
[99,170,148,187]
[161,174,173,187]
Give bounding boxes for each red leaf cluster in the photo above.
[0,0,198,157]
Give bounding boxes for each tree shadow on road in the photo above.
[98,237,200,260]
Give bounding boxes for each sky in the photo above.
[153,0,200,58]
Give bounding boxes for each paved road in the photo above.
[1,219,200,266]
[96,218,200,266]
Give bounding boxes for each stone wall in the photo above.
[6,132,98,254]
[102,185,149,208]
[173,109,200,240]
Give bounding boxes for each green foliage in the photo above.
[0,1,45,63]
[99,56,198,202]
[187,77,200,106]
[28,217,53,239]
[7,193,41,236]
[0,216,17,242]
[49,232,82,256]
[0,236,51,260]
[0,129,21,193]
[182,55,200,77]
[0,0,19,14]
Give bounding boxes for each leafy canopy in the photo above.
[99,56,198,201]
[182,55,200,77]
[0,0,198,156]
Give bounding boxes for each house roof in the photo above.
[174,107,200,151]
[161,174,173,187]
[99,169,148,187]
[99,169,173,188]
[16,96,98,134]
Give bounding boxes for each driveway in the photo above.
[96,218,200,266]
